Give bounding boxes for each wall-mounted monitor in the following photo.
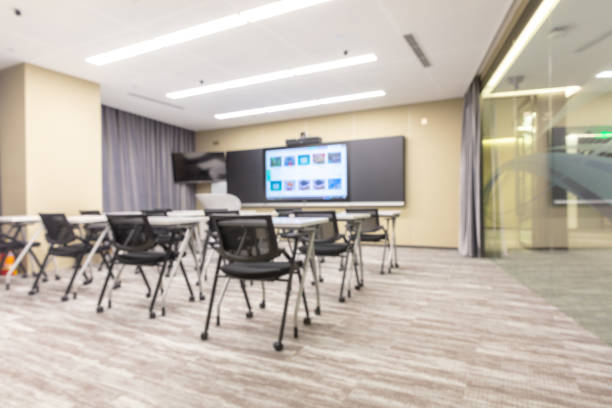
[264,143,349,201]
[172,152,226,183]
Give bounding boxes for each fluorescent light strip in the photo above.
[86,0,332,66]
[215,90,386,120]
[483,85,581,99]
[596,70,612,78]
[482,0,560,96]
[167,53,378,99]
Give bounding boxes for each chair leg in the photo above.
[338,249,350,303]
[259,281,266,309]
[0,252,7,290]
[274,267,295,352]
[52,256,60,281]
[96,256,116,313]
[179,261,195,302]
[29,252,50,295]
[215,277,232,326]
[201,257,222,341]
[148,260,168,319]
[62,254,84,302]
[318,257,324,282]
[137,266,151,298]
[240,279,254,318]
[309,256,321,315]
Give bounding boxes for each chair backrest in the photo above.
[276,208,300,217]
[204,209,239,233]
[106,215,157,252]
[40,214,76,245]
[196,193,241,212]
[346,208,380,232]
[80,210,101,215]
[293,211,339,243]
[142,209,169,216]
[213,215,280,262]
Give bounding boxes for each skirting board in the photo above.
[242,201,405,208]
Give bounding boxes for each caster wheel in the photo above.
[61,295,69,302]
[199,293,205,301]
[83,278,93,286]
[311,281,316,286]
[303,317,311,325]
[293,327,298,338]
[339,296,345,303]
[315,306,321,315]
[189,296,195,302]
[55,275,61,281]
[319,278,324,283]
[73,292,77,300]
[395,263,399,268]
[348,290,352,298]
[146,293,151,298]
[42,277,48,283]
[5,283,10,290]
[113,281,121,289]
[355,284,361,290]
[259,300,266,309]
[162,307,166,317]
[246,311,253,319]
[273,342,283,351]
[149,311,156,319]
[108,300,112,309]
[216,316,220,326]
[201,332,208,341]
[96,305,103,313]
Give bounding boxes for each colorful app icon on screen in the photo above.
[328,152,341,163]
[270,181,282,191]
[284,156,295,166]
[314,179,325,190]
[328,178,341,189]
[313,153,325,164]
[299,180,310,190]
[270,157,281,167]
[284,180,295,191]
[298,155,310,165]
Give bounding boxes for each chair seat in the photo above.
[49,243,90,256]
[117,251,170,265]
[221,262,292,280]
[155,232,184,245]
[359,233,386,242]
[300,242,348,256]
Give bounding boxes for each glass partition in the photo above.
[481,0,612,345]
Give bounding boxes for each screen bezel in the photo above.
[263,142,350,202]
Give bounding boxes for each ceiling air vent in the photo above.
[128,93,184,110]
[404,34,431,67]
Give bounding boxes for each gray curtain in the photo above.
[458,77,482,257]
[102,106,196,211]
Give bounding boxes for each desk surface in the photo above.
[336,213,371,221]
[272,216,327,229]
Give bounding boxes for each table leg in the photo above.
[5,225,42,290]
[293,228,315,335]
[159,226,193,313]
[355,221,364,286]
[71,226,109,298]
[392,217,399,267]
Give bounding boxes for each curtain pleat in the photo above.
[102,106,196,211]
[458,77,482,257]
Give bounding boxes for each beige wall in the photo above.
[23,64,102,215]
[0,64,27,214]
[196,99,463,248]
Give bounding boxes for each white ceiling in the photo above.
[0,0,512,131]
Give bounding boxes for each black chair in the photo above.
[29,214,92,301]
[198,209,239,289]
[294,211,360,303]
[347,208,391,274]
[201,215,306,351]
[97,215,171,318]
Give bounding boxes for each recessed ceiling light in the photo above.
[482,85,581,99]
[482,0,560,96]
[86,0,333,66]
[167,53,378,99]
[595,70,612,78]
[215,90,386,120]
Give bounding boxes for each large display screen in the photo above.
[264,143,348,201]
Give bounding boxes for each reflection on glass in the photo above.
[481,0,612,345]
